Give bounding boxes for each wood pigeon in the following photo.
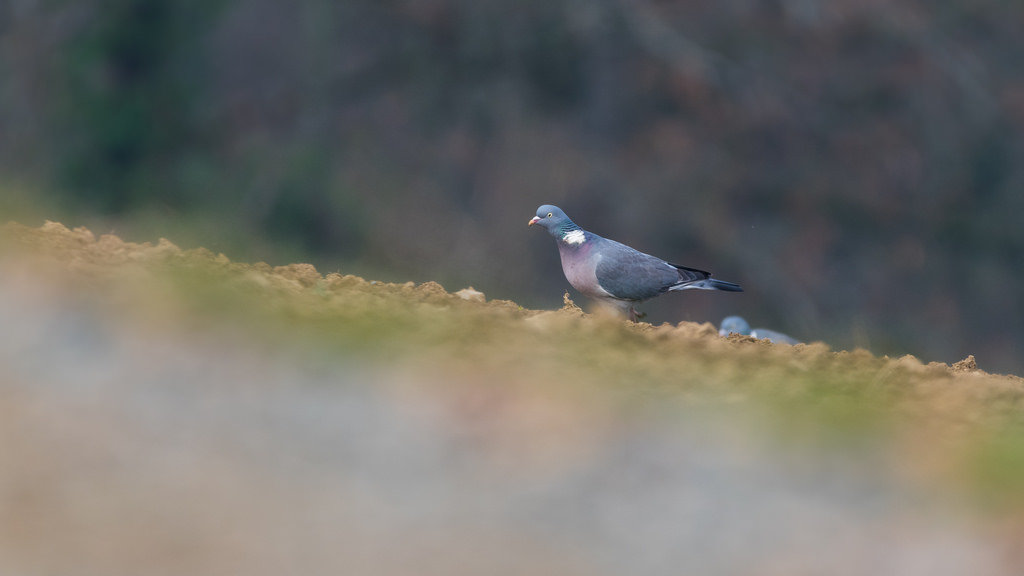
[529,204,742,321]
[719,315,799,345]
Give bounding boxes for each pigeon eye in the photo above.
[547,212,553,217]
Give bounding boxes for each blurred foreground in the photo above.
[1,221,1023,575]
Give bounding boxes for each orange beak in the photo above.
[528,216,540,226]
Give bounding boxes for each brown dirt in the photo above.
[2,221,1024,575]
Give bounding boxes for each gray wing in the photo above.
[593,237,701,301]
[751,328,800,345]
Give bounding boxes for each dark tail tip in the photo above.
[710,279,743,292]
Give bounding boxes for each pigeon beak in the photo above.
[528,216,540,226]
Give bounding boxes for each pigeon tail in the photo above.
[697,278,744,292]
[668,264,743,293]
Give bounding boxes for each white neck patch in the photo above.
[562,229,586,245]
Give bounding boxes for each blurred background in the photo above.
[1,0,1021,373]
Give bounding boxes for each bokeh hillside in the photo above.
[2,0,1022,372]
[2,220,1024,575]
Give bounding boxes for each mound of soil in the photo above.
[2,220,1023,576]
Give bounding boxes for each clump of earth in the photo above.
[2,221,1023,576]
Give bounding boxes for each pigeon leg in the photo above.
[628,306,647,322]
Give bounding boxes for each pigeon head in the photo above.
[719,315,752,337]
[528,205,581,238]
